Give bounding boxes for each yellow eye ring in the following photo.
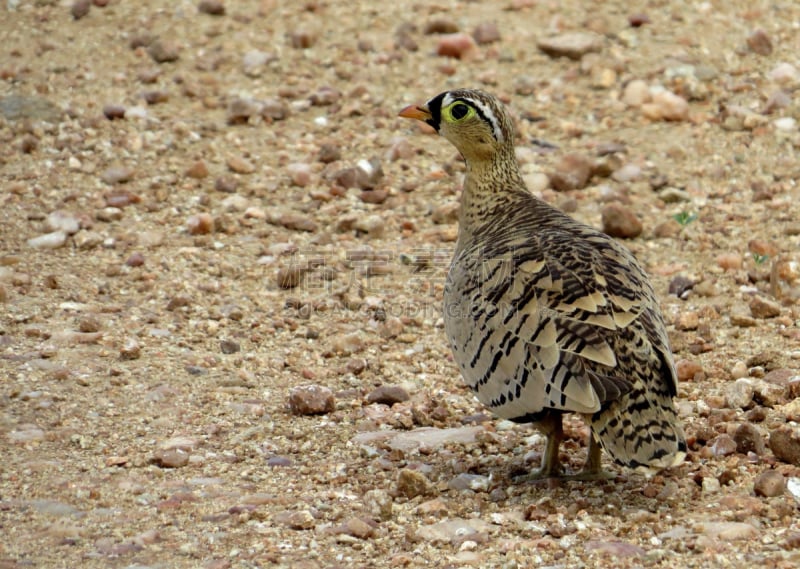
[444,101,475,122]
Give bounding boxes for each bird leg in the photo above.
[515,417,616,482]
[515,413,564,481]
[568,434,616,481]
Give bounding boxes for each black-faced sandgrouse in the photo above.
[399,89,686,479]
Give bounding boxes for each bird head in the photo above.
[399,89,514,164]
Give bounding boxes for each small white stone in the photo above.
[27,231,67,249]
[787,477,800,501]
[774,117,797,132]
[702,477,721,493]
[46,210,80,235]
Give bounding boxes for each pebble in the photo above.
[754,379,787,407]
[668,276,695,299]
[726,378,755,409]
[198,0,225,16]
[628,13,651,27]
[71,228,102,250]
[242,50,276,77]
[675,359,703,381]
[448,473,490,492]
[151,449,190,468]
[716,252,743,271]
[0,94,62,123]
[675,310,699,331]
[771,256,800,302]
[221,195,249,212]
[437,33,477,59]
[71,0,90,19]
[227,97,262,124]
[701,522,758,541]
[366,385,410,406]
[762,89,791,114]
[185,160,209,179]
[396,468,433,499]
[27,231,67,249]
[746,29,773,56]
[385,426,484,453]
[363,489,393,521]
[103,104,125,120]
[119,338,141,360]
[148,39,180,63]
[187,213,214,235]
[275,510,315,530]
[424,19,459,34]
[275,212,317,232]
[415,518,491,543]
[215,176,238,193]
[289,29,316,49]
[354,214,385,238]
[549,153,593,191]
[537,32,602,60]
[330,331,364,355]
[749,295,781,319]
[317,143,341,163]
[8,426,46,443]
[708,434,737,457]
[142,90,168,105]
[611,163,642,183]
[309,86,341,106]
[125,252,145,267]
[284,163,313,187]
[46,211,80,234]
[227,156,255,174]
[642,91,689,121]
[220,339,240,354]
[584,541,645,558]
[288,385,335,415]
[774,117,797,132]
[788,478,800,502]
[601,203,642,239]
[622,80,651,107]
[337,517,375,540]
[769,425,800,465]
[754,470,784,497]
[767,63,800,86]
[733,423,765,455]
[730,312,757,328]
[472,22,501,45]
[101,166,134,184]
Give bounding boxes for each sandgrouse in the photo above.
[399,89,686,479]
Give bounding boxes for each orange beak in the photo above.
[398,104,432,122]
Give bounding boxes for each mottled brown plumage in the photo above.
[400,89,686,478]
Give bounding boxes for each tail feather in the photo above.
[590,384,686,471]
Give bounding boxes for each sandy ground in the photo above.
[1,1,800,568]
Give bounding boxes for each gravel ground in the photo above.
[2,1,800,568]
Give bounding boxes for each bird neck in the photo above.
[457,148,525,238]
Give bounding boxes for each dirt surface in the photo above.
[2,1,800,568]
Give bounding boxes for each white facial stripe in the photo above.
[469,98,504,144]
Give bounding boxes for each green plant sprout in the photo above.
[752,252,769,266]
[672,211,698,227]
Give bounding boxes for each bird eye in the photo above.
[450,103,470,120]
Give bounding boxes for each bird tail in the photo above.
[590,383,686,473]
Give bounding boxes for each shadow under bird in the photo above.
[399,89,686,480]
